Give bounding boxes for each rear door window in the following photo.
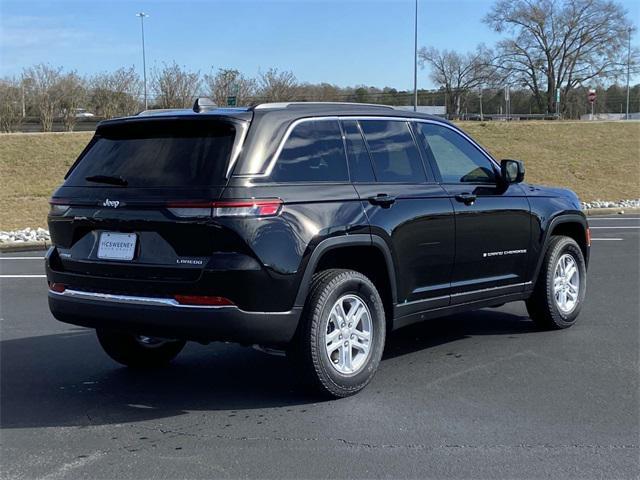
[342,120,375,182]
[359,120,426,183]
[66,120,236,187]
[271,119,348,182]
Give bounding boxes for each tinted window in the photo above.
[359,120,425,183]
[271,120,347,182]
[342,120,375,182]
[66,120,235,187]
[416,123,496,183]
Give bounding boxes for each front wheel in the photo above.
[288,269,386,398]
[526,236,587,329]
[96,329,186,368]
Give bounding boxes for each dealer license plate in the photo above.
[97,232,137,261]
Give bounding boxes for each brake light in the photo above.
[49,198,70,216]
[167,199,282,218]
[213,200,282,217]
[166,202,212,218]
[174,295,234,306]
[48,282,66,293]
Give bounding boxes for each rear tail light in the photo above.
[166,204,212,218]
[586,227,591,247]
[49,198,70,216]
[167,199,282,218]
[48,282,66,293]
[213,200,282,217]
[174,295,234,306]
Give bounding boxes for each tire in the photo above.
[96,329,186,368]
[526,235,587,329]
[288,269,386,398]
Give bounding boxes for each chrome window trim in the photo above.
[225,119,250,178]
[233,115,500,179]
[237,116,340,178]
[352,116,501,171]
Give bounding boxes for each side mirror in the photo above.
[500,159,525,184]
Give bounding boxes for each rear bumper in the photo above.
[48,289,301,346]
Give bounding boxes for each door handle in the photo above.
[368,194,396,208]
[455,193,477,205]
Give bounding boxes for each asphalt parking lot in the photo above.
[1,215,638,480]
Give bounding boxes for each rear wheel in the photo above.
[526,236,587,329]
[96,329,186,368]
[288,269,386,398]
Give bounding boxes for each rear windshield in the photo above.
[65,120,236,188]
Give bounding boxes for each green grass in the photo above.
[458,121,640,201]
[1,122,639,230]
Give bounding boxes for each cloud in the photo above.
[1,15,89,49]
[0,14,137,75]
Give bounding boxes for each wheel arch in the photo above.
[532,214,590,285]
[294,235,397,325]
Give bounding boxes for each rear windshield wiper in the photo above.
[85,175,128,186]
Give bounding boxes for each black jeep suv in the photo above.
[46,101,589,397]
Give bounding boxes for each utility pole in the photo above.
[626,27,631,120]
[413,0,418,112]
[479,87,483,121]
[136,12,149,110]
[21,77,26,118]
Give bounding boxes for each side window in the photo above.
[342,120,375,182]
[359,120,426,183]
[415,123,496,184]
[271,120,348,182]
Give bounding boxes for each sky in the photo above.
[1,0,639,90]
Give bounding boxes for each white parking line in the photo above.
[0,275,46,278]
[0,257,44,260]
[588,217,640,220]
[590,226,640,229]
[591,238,623,241]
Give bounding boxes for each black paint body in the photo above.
[46,104,590,345]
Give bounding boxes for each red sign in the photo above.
[588,90,597,104]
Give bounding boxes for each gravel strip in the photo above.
[581,199,640,209]
[0,227,50,244]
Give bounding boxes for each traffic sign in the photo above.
[588,89,596,104]
[227,96,237,107]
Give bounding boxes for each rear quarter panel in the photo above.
[222,180,369,308]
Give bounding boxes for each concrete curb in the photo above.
[0,240,50,252]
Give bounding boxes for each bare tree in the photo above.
[24,64,64,132]
[152,62,201,108]
[89,67,141,119]
[297,82,342,102]
[0,78,23,133]
[59,72,87,132]
[485,0,638,114]
[256,68,298,102]
[203,68,256,106]
[419,47,495,116]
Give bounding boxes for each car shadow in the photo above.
[1,309,537,429]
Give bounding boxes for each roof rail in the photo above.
[193,97,217,112]
[252,101,395,110]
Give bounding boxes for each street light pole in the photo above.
[626,27,631,120]
[413,0,418,112]
[136,12,149,110]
